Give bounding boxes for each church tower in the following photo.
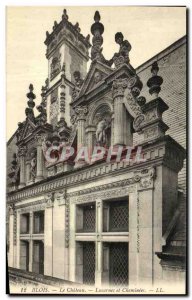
[44,9,91,128]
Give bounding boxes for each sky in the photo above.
[6,6,186,140]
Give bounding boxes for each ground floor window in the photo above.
[20,240,29,271]
[109,242,128,286]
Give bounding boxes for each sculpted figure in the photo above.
[114,32,131,60]
[96,118,109,145]
[30,152,37,179]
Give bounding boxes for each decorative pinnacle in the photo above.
[94,11,100,22]
[151,61,159,76]
[91,10,104,35]
[26,84,36,100]
[147,61,163,98]
[62,9,69,21]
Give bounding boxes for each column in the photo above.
[112,79,127,146]
[18,146,26,188]
[25,161,31,185]
[35,135,44,182]
[8,205,15,267]
[86,125,96,156]
[29,212,33,272]
[75,106,87,152]
[129,191,138,286]
[136,168,156,286]
[95,200,103,286]
[53,191,66,279]
[69,202,76,282]
[44,194,54,277]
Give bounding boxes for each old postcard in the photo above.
[6,6,187,295]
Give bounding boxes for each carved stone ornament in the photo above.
[112,78,128,98]
[45,193,54,207]
[135,167,156,190]
[50,52,61,80]
[112,32,132,68]
[75,106,88,121]
[55,189,67,206]
[9,203,15,215]
[18,146,27,157]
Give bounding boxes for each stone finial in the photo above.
[62,9,69,21]
[147,61,163,98]
[53,21,58,30]
[90,11,105,62]
[85,34,90,42]
[25,84,36,120]
[74,22,81,33]
[46,31,50,38]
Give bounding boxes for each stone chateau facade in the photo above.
[7,9,186,291]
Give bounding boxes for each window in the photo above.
[33,211,44,234]
[20,213,30,234]
[76,203,96,232]
[103,199,128,232]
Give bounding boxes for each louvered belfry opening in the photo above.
[83,242,95,285]
[109,243,128,286]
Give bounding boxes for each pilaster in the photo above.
[18,146,27,188]
[35,135,44,182]
[8,204,15,267]
[112,79,127,145]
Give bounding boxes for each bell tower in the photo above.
[44,9,91,128]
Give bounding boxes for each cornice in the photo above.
[7,135,185,203]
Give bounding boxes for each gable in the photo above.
[78,61,113,97]
[20,118,36,140]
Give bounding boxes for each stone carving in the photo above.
[18,146,27,157]
[36,104,47,125]
[45,193,54,207]
[51,88,58,104]
[96,117,110,146]
[8,154,20,185]
[50,52,61,80]
[94,71,102,84]
[50,101,59,126]
[112,32,132,68]
[90,11,110,66]
[135,167,156,190]
[62,9,69,21]
[73,71,84,88]
[65,197,70,247]
[25,84,36,122]
[75,106,88,121]
[16,122,24,142]
[137,195,140,253]
[147,61,163,97]
[30,151,37,180]
[9,203,15,215]
[55,189,66,206]
[72,71,84,101]
[72,186,135,204]
[112,78,128,98]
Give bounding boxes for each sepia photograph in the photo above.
[6,6,187,295]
